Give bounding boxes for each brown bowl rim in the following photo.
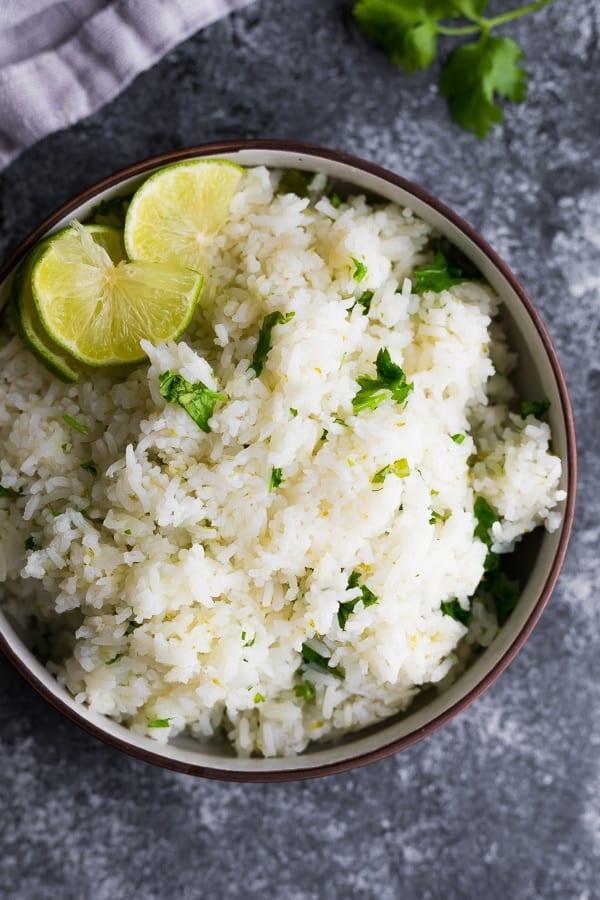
[0,139,577,782]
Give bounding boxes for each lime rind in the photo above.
[31,224,203,367]
[124,158,245,269]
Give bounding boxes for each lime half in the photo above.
[11,226,123,382]
[31,223,203,366]
[124,159,244,269]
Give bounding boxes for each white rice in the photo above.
[0,166,566,756]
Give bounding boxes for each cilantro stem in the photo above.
[436,24,481,36]
[485,0,555,30]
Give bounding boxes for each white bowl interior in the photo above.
[0,147,571,776]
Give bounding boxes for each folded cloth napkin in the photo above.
[0,0,254,170]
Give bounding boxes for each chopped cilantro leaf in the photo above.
[484,568,520,625]
[125,621,141,636]
[105,653,123,666]
[61,442,71,453]
[253,692,265,703]
[451,433,465,444]
[0,484,18,498]
[372,458,410,484]
[354,289,374,315]
[429,510,450,525]
[80,461,97,476]
[290,408,298,418]
[352,347,413,412]
[330,193,342,208]
[278,169,314,197]
[243,633,256,648]
[269,467,284,492]
[24,536,38,551]
[413,242,479,294]
[338,571,378,629]
[441,598,472,626]
[124,529,132,536]
[147,718,171,728]
[62,414,88,435]
[474,496,501,572]
[294,682,316,700]
[158,371,227,433]
[301,641,343,678]
[520,399,550,419]
[250,311,295,377]
[351,257,368,282]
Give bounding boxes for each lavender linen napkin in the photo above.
[0,0,254,169]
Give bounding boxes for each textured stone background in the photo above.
[0,1,598,897]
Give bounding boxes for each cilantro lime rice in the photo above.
[0,166,565,757]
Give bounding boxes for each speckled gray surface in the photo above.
[0,1,598,897]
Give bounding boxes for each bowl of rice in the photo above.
[0,141,576,781]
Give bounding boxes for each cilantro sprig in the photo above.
[352,348,413,413]
[338,571,378,630]
[413,242,481,293]
[159,371,227,433]
[353,0,556,137]
[250,311,295,377]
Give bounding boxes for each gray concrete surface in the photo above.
[0,1,598,897]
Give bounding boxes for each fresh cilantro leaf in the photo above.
[440,34,527,138]
[429,510,450,524]
[125,620,141,636]
[0,484,18,498]
[80,461,97,476]
[413,242,479,293]
[253,692,265,703]
[250,311,295,377]
[351,257,368,282]
[290,407,298,417]
[372,458,410,484]
[269,467,284,492]
[520,399,550,419]
[158,371,227,433]
[354,0,441,73]
[147,718,171,728]
[441,598,472,626]
[301,641,343,678]
[353,347,413,412]
[473,496,501,571]
[24,536,38,551]
[354,289,374,315]
[106,653,123,666]
[330,193,342,208]
[338,571,378,629]
[278,169,314,197]
[484,568,520,625]
[243,632,256,648]
[294,682,316,700]
[62,414,89,435]
[451,433,466,444]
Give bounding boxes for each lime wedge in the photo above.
[124,159,244,269]
[31,223,203,367]
[11,225,123,382]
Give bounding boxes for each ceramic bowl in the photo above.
[0,141,576,781]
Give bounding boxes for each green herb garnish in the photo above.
[158,371,227,433]
[413,242,479,294]
[351,257,368,282]
[147,718,171,728]
[520,399,550,419]
[253,692,265,703]
[451,433,465,444]
[352,347,413,413]
[483,568,520,625]
[278,169,314,197]
[0,484,18,498]
[294,682,317,700]
[473,495,499,571]
[124,529,132,536]
[354,289,374,315]
[372,458,410,484]
[301,641,343,678]
[24,536,38,551]
[338,571,379,629]
[441,598,472,626]
[80,461,97,476]
[353,0,552,138]
[250,311,295,377]
[290,407,298,417]
[429,510,450,525]
[106,653,123,666]
[330,193,342,209]
[269,467,284,492]
[62,414,89,435]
